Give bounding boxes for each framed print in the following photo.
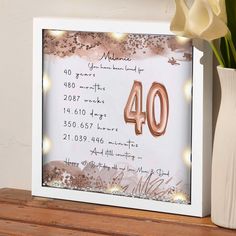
[32,18,212,217]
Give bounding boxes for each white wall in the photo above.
[1,0,218,191]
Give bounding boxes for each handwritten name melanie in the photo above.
[99,51,131,62]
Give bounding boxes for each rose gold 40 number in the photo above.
[124,81,169,137]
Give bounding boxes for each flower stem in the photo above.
[226,33,236,66]
[209,42,225,67]
[224,37,231,68]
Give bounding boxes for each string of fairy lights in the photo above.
[42,30,192,203]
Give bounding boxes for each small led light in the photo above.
[48,30,65,37]
[43,73,51,93]
[43,136,52,155]
[184,79,192,102]
[107,185,122,193]
[173,192,187,202]
[110,32,127,41]
[176,36,191,45]
[183,148,192,167]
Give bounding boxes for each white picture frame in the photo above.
[32,18,212,217]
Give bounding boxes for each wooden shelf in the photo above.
[0,188,235,235]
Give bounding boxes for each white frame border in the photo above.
[32,18,212,217]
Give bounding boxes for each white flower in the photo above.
[170,0,228,41]
[170,0,189,37]
[208,0,227,23]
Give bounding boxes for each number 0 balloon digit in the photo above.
[146,82,169,136]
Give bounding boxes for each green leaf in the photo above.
[220,0,236,68]
[226,0,236,43]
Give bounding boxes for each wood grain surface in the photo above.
[0,188,235,235]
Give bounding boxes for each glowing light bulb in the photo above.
[43,136,52,155]
[107,185,122,193]
[173,192,187,202]
[43,73,51,93]
[183,148,192,167]
[176,36,191,45]
[48,30,65,37]
[184,79,192,102]
[110,32,127,41]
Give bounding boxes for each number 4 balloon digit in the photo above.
[124,80,169,137]
[124,81,146,135]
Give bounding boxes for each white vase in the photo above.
[211,66,236,229]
